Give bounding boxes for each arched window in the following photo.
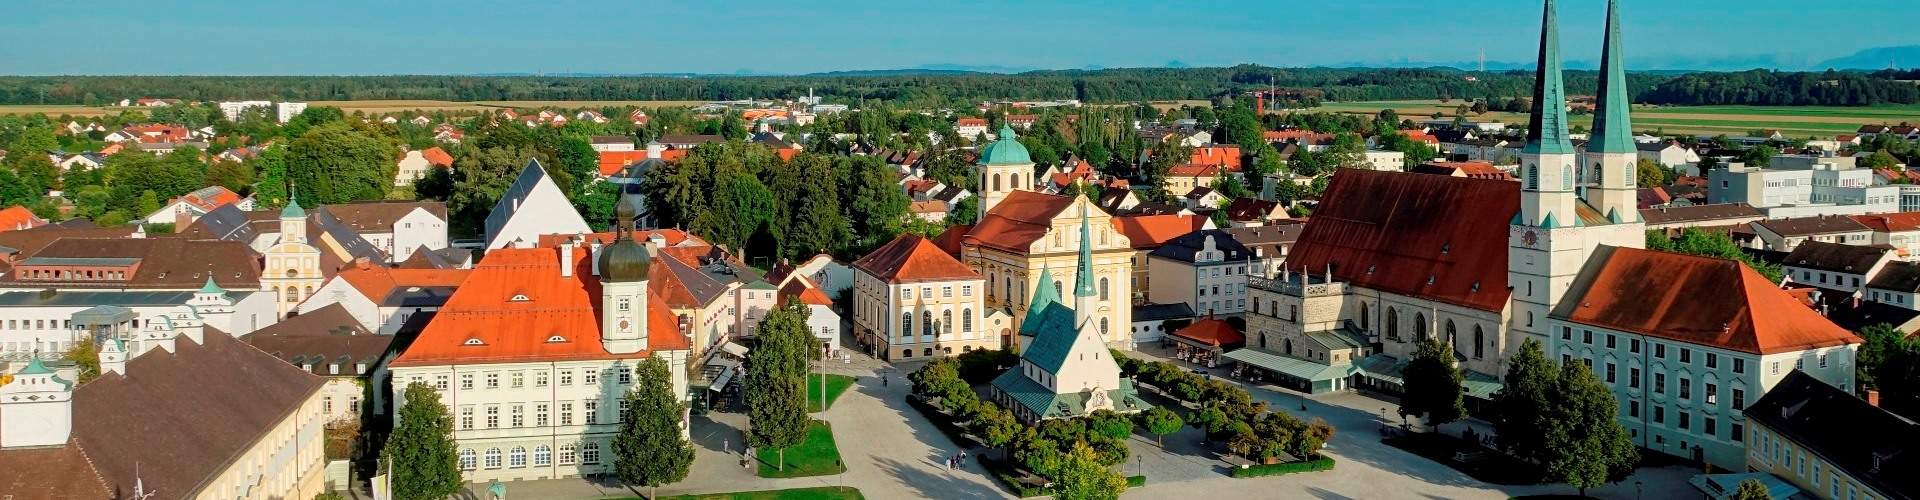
[509,446,527,467]
[459,449,477,470]
[922,310,933,337]
[988,275,996,299]
[1415,313,1428,341]
[582,442,601,465]
[1285,338,1294,355]
[962,308,974,333]
[1563,166,1574,190]
[941,310,953,336]
[1053,280,1063,297]
[993,173,1002,192]
[1526,165,1538,189]
[1445,319,1458,346]
[1360,302,1371,330]
[1387,308,1400,340]
[558,444,578,465]
[304,285,313,298]
[1593,163,1604,186]
[284,286,299,303]
[1004,280,1013,302]
[534,445,552,466]
[1473,326,1486,359]
[1624,164,1634,185]
[1100,318,1109,336]
[1098,277,1110,301]
[484,447,503,468]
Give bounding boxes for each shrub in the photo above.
[1228,456,1336,478]
[981,456,1051,498]
[1126,475,1147,487]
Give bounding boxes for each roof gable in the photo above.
[1557,246,1860,355]
[1286,169,1518,312]
[851,233,980,283]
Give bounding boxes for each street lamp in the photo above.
[1634,480,1642,500]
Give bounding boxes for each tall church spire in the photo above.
[1524,0,1575,155]
[1074,203,1096,299]
[1590,0,1635,154]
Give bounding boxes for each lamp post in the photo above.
[1634,480,1642,500]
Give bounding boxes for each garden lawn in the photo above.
[610,486,865,500]
[1382,432,1543,486]
[757,420,846,478]
[808,374,855,412]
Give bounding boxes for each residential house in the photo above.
[1221,222,1303,277]
[1005,114,1038,129]
[955,118,990,141]
[0,206,46,232]
[1751,216,1875,252]
[656,135,724,149]
[1110,213,1214,301]
[575,111,609,124]
[1781,241,1895,294]
[0,326,328,500]
[850,233,1003,360]
[1639,203,1765,231]
[1164,164,1225,196]
[1181,186,1225,211]
[1551,246,1861,470]
[55,152,104,172]
[1850,212,1920,260]
[384,229,692,483]
[322,200,451,262]
[295,261,470,334]
[909,200,950,223]
[1362,150,1407,171]
[1866,261,1920,310]
[1146,230,1255,318]
[484,159,592,249]
[1638,141,1701,173]
[629,110,649,126]
[590,135,634,152]
[244,303,401,423]
[1219,197,1290,228]
[1724,371,1918,500]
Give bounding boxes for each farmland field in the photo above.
[1304,99,1920,138]
[0,99,715,117]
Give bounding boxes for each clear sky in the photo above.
[5,0,1915,75]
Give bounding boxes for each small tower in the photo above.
[0,359,75,449]
[99,338,128,377]
[1518,0,1578,229]
[976,125,1035,221]
[1072,203,1100,338]
[597,193,652,355]
[280,193,306,244]
[1585,0,1640,224]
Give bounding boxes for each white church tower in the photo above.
[0,359,75,449]
[976,125,1036,221]
[1509,0,1586,346]
[1584,0,1641,225]
[597,193,651,355]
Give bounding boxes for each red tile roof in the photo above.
[333,262,472,302]
[956,118,987,127]
[1403,130,1440,145]
[961,190,1076,254]
[598,150,653,176]
[930,224,971,257]
[421,146,454,168]
[1850,212,1920,233]
[778,277,834,306]
[1190,145,1243,170]
[1111,214,1208,250]
[535,229,702,249]
[852,233,981,283]
[1166,164,1224,179]
[1171,317,1245,347]
[0,205,47,232]
[1561,247,1860,355]
[171,186,243,213]
[389,246,688,367]
[1264,130,1318,142]
[1286,169,1518,312]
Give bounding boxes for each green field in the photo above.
[756,420,846,478]
[807,374,855,412]
[615,486,865,500]
[1307,99,1920,138]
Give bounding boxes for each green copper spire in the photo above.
[199,275,226,295]
[1025,266,1062,325]
[280,192,305,218]
[1590,0,1636,154]
[1073,203,1096,298]
[1524,0,1576,156]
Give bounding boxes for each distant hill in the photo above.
[1817,46,1920,71]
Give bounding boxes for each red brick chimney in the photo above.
[1866,389,1881,407]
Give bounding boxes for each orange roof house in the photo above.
[1111,214,1209,250]
[0,205,47,232]
[1557,246,1859,355]
[1170,316,1245,348]
[1189,145,1243,171]
[420,146,454,168]
[852,233,981,283]
[1850,212,1920,233]
[389,246,688,368]
[1286,169,1519,313]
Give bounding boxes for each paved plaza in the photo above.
[424,338,1696,500]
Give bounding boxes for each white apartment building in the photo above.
[1552,246,1861,470]
[1779,241,1895,295]
[1709,158,1900,218]
[278,102,308,123]
[1363,150,1407,171]
[851,233,1003,360]
[1145,229,1254,318]
[218,100,273,121]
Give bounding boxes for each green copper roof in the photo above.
[1511,212,1524,225]
[199,275,226,295]
[1606,207,1624,224]
[18,358,55,375]
[1523,0,1576,156]
[1540,212,1560,229]
[280,193,305,218]
[1073,204,1096,298]
[978,125,1032,165]
[1589,0,1636,154]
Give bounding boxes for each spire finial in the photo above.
[1524,0,1575,156]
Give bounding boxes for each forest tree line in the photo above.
[5,66,1916,108]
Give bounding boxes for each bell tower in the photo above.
[1510,0,1586,347]
[597,193,651,355]
[976,125,1035,220]
[1585,0,1640,225]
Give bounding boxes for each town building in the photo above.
[263,198,325,319]
[140,185,254,226]
[987,224,1149,423]
[1708,156,1898,218]
[1146,229,1254,318]
[1850,211,1920,260]
[277,102,308,123]
[0,205,47,232]
[850,233,1003,360]
[590,135,634,152]
[1550,246,1861,470]
[295,261,470,334]
[484,159,591,249]
[1751,216,1874,252]
[0,277,274,360]
[1167,315,1244,368]
[1781,241,1895,295]
[386,211,691,483]
[321,200,451,262]
[1638,203,1765,232]
[1704,371,1919,499]
[1110,213,1213,301]
[1130,302,1195,346]
[0,320,327,500]
[244,303,400,424]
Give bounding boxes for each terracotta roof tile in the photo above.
[852,233,980,283]
[1286,169,1517,312]
[421,146,453,167]
[1850,212,1920,233]
[1559,246,1860,355]
[961,190,1076,253]
[1111,214,1208,250]
[930,225,971,257]
[0,205,49,232]
[1171,317,1245,346]
[389,246,688,367]
[332,262,472,303]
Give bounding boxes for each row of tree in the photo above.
[909,354,1131,499]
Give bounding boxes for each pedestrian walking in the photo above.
[959,450,967,466]
[882,375,888,386]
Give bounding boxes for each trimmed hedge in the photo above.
[980,456,1049,498]
[1126,475,1147,487]
[1227,456,1336,478]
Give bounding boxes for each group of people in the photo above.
[946,450,968,470]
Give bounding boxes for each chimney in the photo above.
[589,240,604,276]
[1866,389,1881,407]
[99,339,127,376]
[646,141,666,159]
[559,237,577,278]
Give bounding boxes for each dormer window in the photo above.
[463,338,486,346]
[547,335,568,343]
[509,294,530,302]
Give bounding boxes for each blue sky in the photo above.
[5,0,1915,75]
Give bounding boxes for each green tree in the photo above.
[1494,339,1555,464]
[1856,323,1918,395]
[1731,479,1771,500]
[1054,441,1128,500]
[62,341,100,385]
[975,405,1025,460]
[574,181,623,231]
[286,122,396,204]
[1861,150,1901,171]
[135,190,160,218]
[0,169,36,207]
[746,303,812,471]
[1645,227,1783,282]
[1635,158,1669,188]
[554,136,599,197]
[12,153,59,196]
[1401,338,1465,427]
[8,126,57,156]
[613,357,695,499]
[381,383,463,500]
[693,171,774,250]
[1739,145,1777,168]
[205,159,255,195]
[1138,406,1184,447]
[252,145,291,208]
[1542,362,1639,496]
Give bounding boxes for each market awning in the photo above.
[1688,472,1806,500]
[720,342,749,357]
[1222,348,1355,382]
[709,369,737,391]
[1354,353,1503,399]
[705,357,740,370]
[1462,369,1504,400]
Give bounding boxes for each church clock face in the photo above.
[618,318,632,332]
[1522,230,1540,248]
